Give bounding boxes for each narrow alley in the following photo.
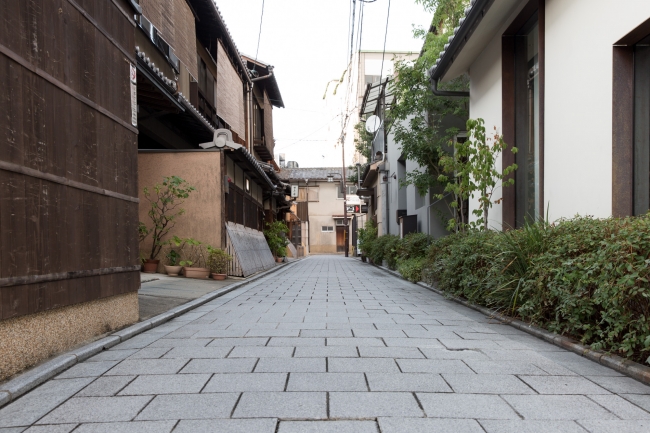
[1,256,649,432]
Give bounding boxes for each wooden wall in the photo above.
[0,0,140,320]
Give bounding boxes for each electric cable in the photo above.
[252,0,265,72]
[379,0,392,82]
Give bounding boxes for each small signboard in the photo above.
[130,63,137,127]
[290,184,299,198]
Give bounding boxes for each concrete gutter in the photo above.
[368,261,650,386]
[0,258,305,408]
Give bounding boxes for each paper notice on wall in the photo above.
[130,63,137,127]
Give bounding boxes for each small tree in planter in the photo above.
[207,246,232,280]
[264,221,289,262]
[160,235,184,276]
[178,238,209,279]
[142,176,196,271]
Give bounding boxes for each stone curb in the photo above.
[367,262,650,386]
[0,258,304,408]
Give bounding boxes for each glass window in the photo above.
[321,226,334,232]
[337,184,358,199]
[515,19,541,226]
[634,34,650,215]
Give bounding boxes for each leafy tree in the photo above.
[437,118,517,232]
[347,121,373,184]
[142,176,196,260]
[390,0,469,210]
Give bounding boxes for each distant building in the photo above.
[279,168,365,255]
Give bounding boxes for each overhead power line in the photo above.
[379,0,391,82]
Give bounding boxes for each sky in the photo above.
[215,0,433,167]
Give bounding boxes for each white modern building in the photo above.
[430,0,650,228]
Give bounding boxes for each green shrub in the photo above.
[419,215,650,365]
[383,235,401,270]
[398,257,426,282]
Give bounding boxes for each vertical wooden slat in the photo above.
[612,46,635,217]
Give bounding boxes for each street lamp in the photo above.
[328,172,349,257]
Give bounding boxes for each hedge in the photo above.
[358,215,650,365]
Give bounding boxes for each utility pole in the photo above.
[341,137,349,258]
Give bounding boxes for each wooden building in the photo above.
[0,1,142,380]
[135,0,289,277]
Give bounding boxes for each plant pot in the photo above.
[211,273,227,280]
[276,257,284,263]
[164,265,182,276]
[142,259,160,273]
[361,256,367,263]
[183,267,210,279]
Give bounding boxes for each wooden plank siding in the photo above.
[0,0,139,320]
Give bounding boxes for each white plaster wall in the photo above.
[468,26,505,230]
[467,0,650,225]
[544,0,650,220]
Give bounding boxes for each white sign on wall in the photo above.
[290,184,299,198]
[130,63,137,127]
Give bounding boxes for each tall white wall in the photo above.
[467,0,650,225]
[544,0,650,221]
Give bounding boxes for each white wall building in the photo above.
[430,0,650,229]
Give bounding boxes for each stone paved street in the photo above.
[2,256,650,432]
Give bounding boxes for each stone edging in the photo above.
[368,262,650,386]
[0,259,304,408]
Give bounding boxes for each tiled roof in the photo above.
[278,167,344,181]
[429,0,489,81]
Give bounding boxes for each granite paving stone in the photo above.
[118,374,210,395]
[55,362,119,379]
[76,376,135,397]
[23,425,77,433]
[0,378,94,428]
[416,393,520,419]
[173,419,278,433]
[37,396,153,424]
[135,393,239,420]
[576,420,650,432]
[442,374,537,394]
[202,373,287,392]
[478,420,589,433]
[179,358,257,373]
[233,392,327,419]
[71,421,176,433]
[6,256,650,430]
[278,420,378,433]
[104,359,187,376]
[378,418,484,433]
[502,395,619,420]
[329,392,423,418]
[228,346,294,358]
[519,375,611,394]
[366,373,452,392]
[255,358,326,373]
[286,373,367,391]
[293,346,358,358]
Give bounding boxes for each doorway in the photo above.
[336,226,346,253]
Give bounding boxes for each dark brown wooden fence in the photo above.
[0,0,140,320]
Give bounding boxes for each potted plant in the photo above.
[263,221,289,263]
[161,236,185,276]
[179,238,210,279]
[207,246,232,280]
[141,176,196,273]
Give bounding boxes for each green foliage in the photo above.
[361,213,650,364]
[398,257,426,283]
[348,121,374,184]
[390,0,469,197]
[264,221,290,257]
[358,219,378,257]
[143,176,196,260]
[419,215,650,365]
[176,238,206,268]
[206,246,232,274]
[436,118,517,232]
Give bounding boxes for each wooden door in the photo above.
[336,226,345,253]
